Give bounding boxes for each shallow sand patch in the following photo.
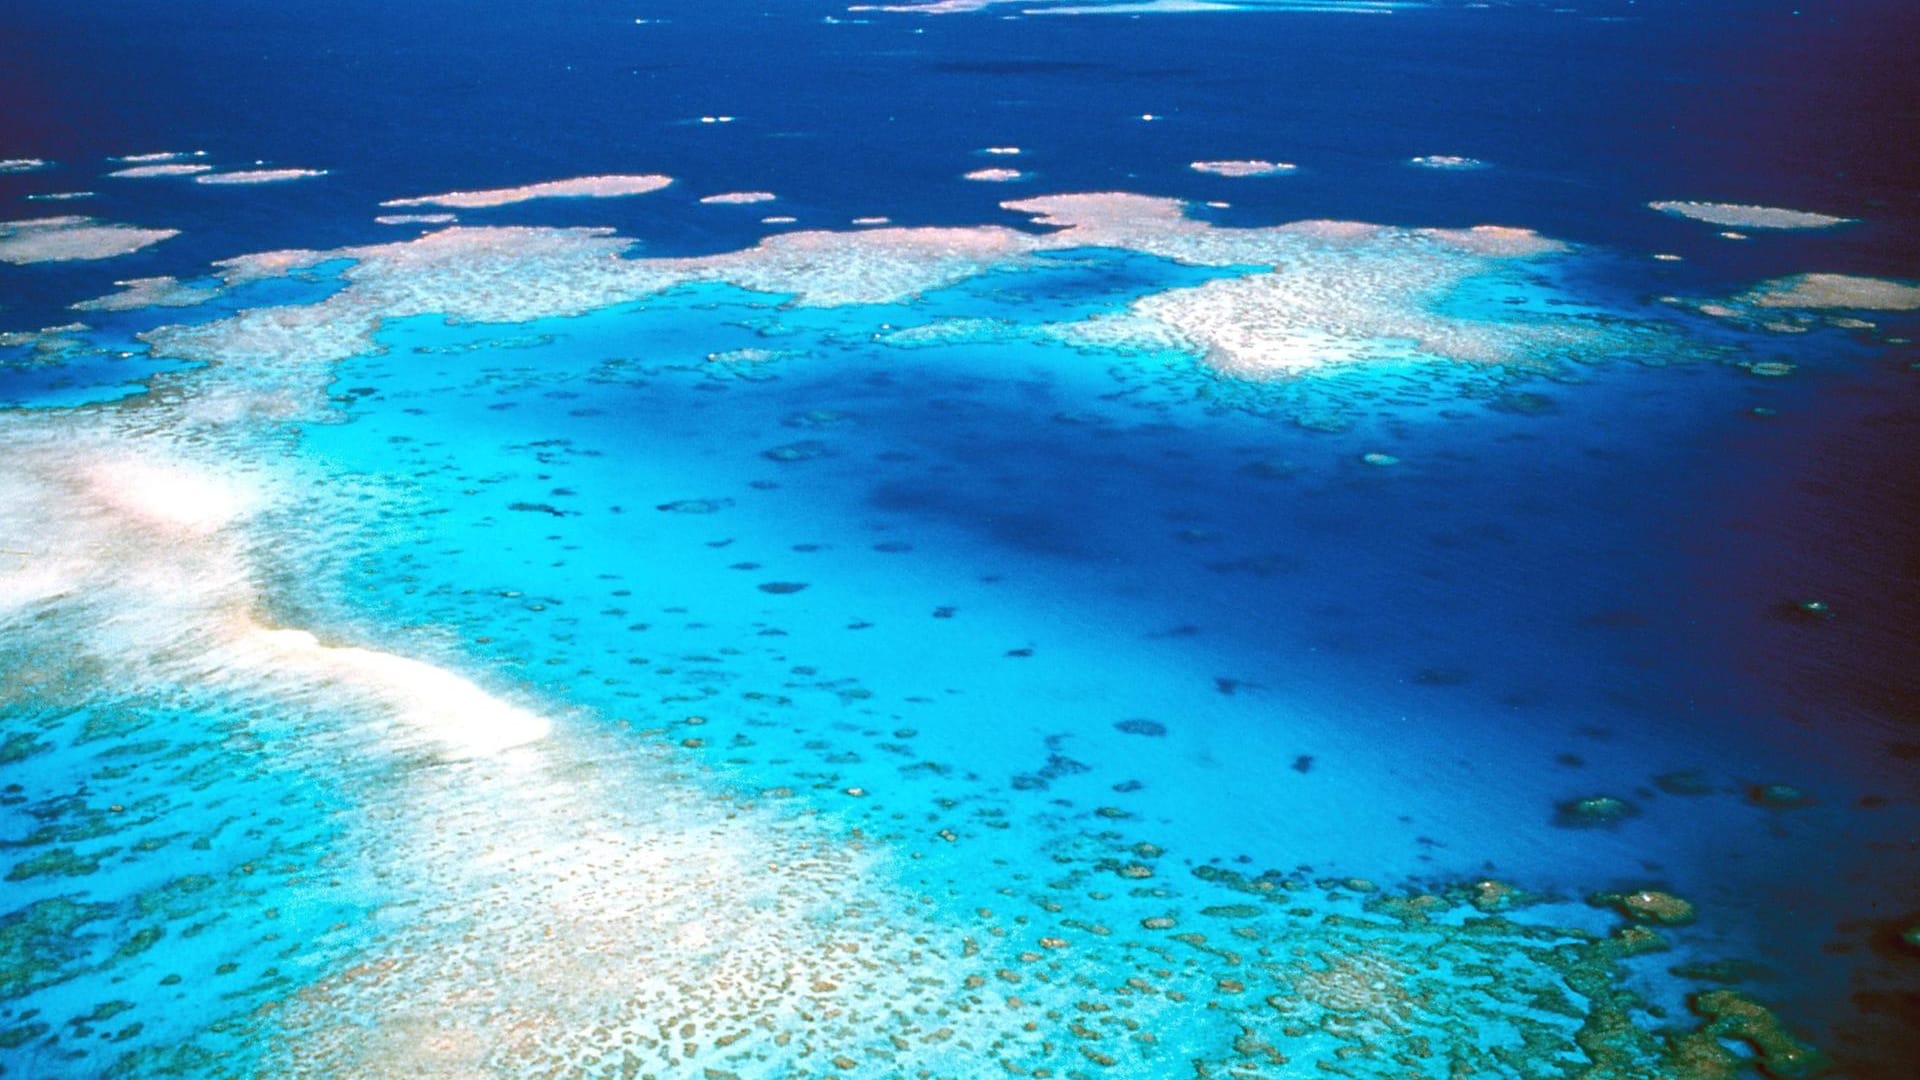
[381,173,674,209]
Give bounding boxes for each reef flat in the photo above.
[5,178,1909,1076]
[3,1,1917,1076]
[0,218,178,265]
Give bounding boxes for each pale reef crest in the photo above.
[195,168,330,185]
[107,163,215,179]
[109,150,205,164]
[380,173,674,209]
[0,322,93,359]
[699,190,779,205]
[72,275,223,313]
[0,377,1084,1078]
[1744,273,1920,311]
[3,171,1830,1080]
[373,212,458,226]
[1001,194,1615,375]
[1001,192,1565,263]
[854,0,1411,13]
[849,0,1003,11]
[1062,243,1591,374]
[136,190,1642,390]
[1191,159,1299,177]
[5,404,1797,1079]
[667,224,1036,305]
[0,415,549,763]
[143,220,1036,383]
[1662,272,1920,338]
[1649,201,1854,230]
[0,216,178,264]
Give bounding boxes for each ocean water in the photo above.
[3,2,1917,1078]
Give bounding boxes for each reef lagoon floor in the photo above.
[2,1,1918,1078]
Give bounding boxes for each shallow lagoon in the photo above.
[2,1,1918,1078]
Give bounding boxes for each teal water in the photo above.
[4,3,1919,1078]
[7,224,1913,1075]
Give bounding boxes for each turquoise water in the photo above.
[4,2,1919,1078]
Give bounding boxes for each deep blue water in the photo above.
[5,0,1919,319]
[3,1,1917,1078]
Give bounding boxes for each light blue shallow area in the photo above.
[296,278,1826,884]
[269,258,1889,1008]
[2,0,1918,1073]
[3,222,1912,1076]
[0,689,379,1075]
